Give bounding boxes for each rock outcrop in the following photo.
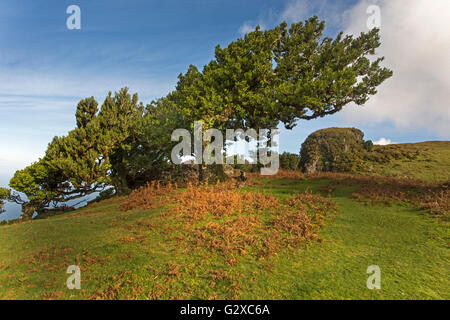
[299,128,367,174]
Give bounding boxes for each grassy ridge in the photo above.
[0,176,448,300]
[362,141,450,183]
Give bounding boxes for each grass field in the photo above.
[362,141,450,183]
[0,174,448,300]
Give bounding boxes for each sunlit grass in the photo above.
[0,176,448,300]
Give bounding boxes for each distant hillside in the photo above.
[298,127,449,183]
[359,141,450,183]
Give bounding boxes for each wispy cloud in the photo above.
[238,0,347,33]
[0,69,175,102]
[238,22,261,35]
[0,66,176,181]
[237,7,277,35]
[281,0,350,26]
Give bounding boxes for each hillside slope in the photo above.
[361,141,450,182]
[0,174,448,300]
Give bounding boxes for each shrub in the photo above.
[279,152,301,170]
[364,140,374,152]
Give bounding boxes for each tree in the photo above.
[174,16,392,132]
[9,89,140,215]
[0,187,10,214]
[8,16,394,217]
[279,152,301,170]
[8,88,187,217]
[44,124,110,199]
[96,88,146,194]
[171,17,392,180]
[76,97,98,128]
[9,159,61,219]
[123,95,191,187]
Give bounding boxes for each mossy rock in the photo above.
[299,127,366,174]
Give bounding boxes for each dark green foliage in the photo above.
[125,95,191,187]
[364,140,374,152]
[174,17,392,131]
[9,160,60,213]
[96,88,145,194]
[0,187,10,213]
[279,152,301,170]
[10,89,146,213]
[76,97,98,128]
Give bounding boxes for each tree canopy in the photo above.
[0,187,10,214]
[174,17,392,131]
[3,16,392,219]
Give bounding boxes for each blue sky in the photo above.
[1,0,449,194]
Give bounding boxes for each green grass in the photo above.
[362,141,450,183]
[0,177,448,300]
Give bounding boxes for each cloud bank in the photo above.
[339,0,450,138]
[239,0,450,139]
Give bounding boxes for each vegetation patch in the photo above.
[0,174,448,299]
[121,181,338,264]
[274,170,449,220]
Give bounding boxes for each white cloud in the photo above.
[238,7,277,36]
[373,138,395,146]
[238,0,450,139]
[238,21,268,36]
[339,0,450,138]
[239,22,258,35]
[281,0,310,22]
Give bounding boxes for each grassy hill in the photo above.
[360,141,450,183]
[0,172,448,300]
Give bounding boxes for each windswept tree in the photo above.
[9,88,149,215]
[8,16,393,218]
[175,16,392,131]
[9,127,110,218]
[8,159,64,219]
[171,17,392,177]
[0,187,10,214]
[76,97,98,128]
[96,88,145,194]
[123,95,192,187]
